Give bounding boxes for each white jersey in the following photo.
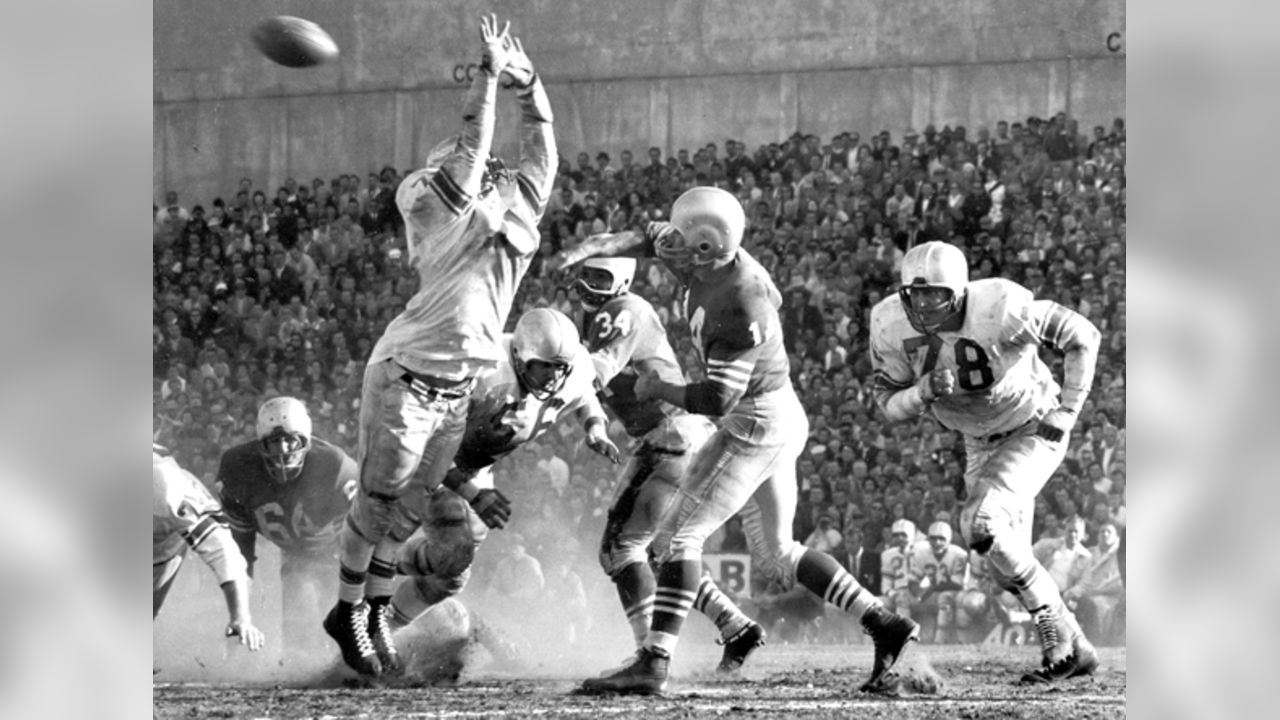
[909,542,969,590]
[152,448,247,586]
[374,147,551,382]
[153,449,224,564]
[870,278,1061,437]
[453,337,599,468]
[880,545,912,592]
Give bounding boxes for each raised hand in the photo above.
[479,13,513,76]
[502,36,536,89]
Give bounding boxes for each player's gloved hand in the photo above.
[470,488,513,529]
[478,13,513,76]
[226,619,265,652]
[918,367,955,401]
[585,420,621,464]
[501,36,536,89]
[649,222,690,265]
[1036,407,1077,443]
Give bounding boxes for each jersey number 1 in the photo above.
[903,335,995,391]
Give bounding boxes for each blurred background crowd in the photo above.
[153,111,1125,648]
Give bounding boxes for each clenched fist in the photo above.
[470,488,513,529]
[919,368,956,401]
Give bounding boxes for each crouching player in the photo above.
[360,308,620,675]
[908,522,968,644]
[153,446,264,652]
[216,397,358,665]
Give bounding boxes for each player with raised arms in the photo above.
[868,240,1101,683]
[324,14,558,678]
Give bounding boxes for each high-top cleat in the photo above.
[579,646,670,695]
[366,597,404,677]
[324,600,382,677]
[1019,606,1099,684]
[717,622,766,674]
[859,606,920,692]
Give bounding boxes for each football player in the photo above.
[575,257,765,673]
[879,519,916,619]
[216,397,357,665]
[554,187,919,695]
[358,307,620,675]
[908,522,968,643]
[326,14,558,677]
[153,445,264,652]
[869,240,1102,682]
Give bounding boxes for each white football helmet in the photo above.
[927,521,954,546]
[661,187,745,267]
[256,396,312,483]
[898,241,969,332]
[511,308,581,400]
[890,518,917,547]
[575,257,636,311]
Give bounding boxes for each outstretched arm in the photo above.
[438,14,511,196]
[504,36,558,219]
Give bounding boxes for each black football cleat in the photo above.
[717,622,766,674]
[859,606,920,692]
[1019,614,1100,685]
[323,600,382,677]
[366,597,404,677]
[579,646,670,695]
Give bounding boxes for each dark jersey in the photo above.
[680,249,790,413]
[216,438,357,567]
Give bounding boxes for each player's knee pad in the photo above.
[411,567,471,606]
[347,490,405,540]
[598,535,649,579]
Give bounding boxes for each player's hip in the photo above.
[720,386,808,447]
[639,413,717,454]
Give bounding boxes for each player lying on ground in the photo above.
[551,187,922,695]
[325,13,557,678]
[869,240,1101,683]
[574,256,766,673]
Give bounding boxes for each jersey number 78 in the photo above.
[903,335,996,391]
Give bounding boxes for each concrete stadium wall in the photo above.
[154,0,1125,203]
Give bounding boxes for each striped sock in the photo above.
[693,572,750,639]
[337,515,377,604]
[337,563,367,605]
[795,549,878,619]
[613,562,656,648]
[645,559,701,655]
[365,553,399,599]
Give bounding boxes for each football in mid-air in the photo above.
[250,16,339,68]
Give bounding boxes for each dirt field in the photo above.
[154,641,1126,719]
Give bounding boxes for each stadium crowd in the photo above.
[153,111,1126,647]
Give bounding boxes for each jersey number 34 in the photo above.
[903,335,996,391]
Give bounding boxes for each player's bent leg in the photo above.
[932,591,958,644]
[599,452,666,647]
[962,434,1095,683]
[583,431,770,695]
